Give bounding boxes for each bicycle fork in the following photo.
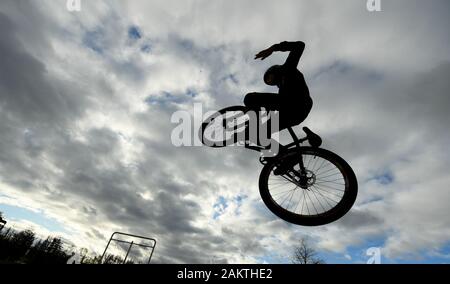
[286,128,310,189]
[288,128,307,173]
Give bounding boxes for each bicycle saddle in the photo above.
[303,127,322,148]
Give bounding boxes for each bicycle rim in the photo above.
[259,147,357,226]
[200,106,249,148]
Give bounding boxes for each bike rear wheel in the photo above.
[259,147,357,226]
[200,106,250,148]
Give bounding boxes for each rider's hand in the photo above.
[254,47,274,60]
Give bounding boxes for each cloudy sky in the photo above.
[0,0,449,264]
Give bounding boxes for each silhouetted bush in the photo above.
[0,212,144,264]
[0,227,72,264]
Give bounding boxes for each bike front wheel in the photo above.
[259,147,358,226]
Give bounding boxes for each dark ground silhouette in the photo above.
[0,212,133,264]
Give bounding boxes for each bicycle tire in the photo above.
[259,147,358,226]
[200,105,249,148]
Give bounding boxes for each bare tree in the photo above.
[0,211,5,224]
[292,238,325,264]
[0,212,6,233]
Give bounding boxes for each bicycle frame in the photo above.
[286,127,308,173]
[204,106,357,226]
[221,107,315,175]
[285,127,308,149]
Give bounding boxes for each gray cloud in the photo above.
[0,12,89,127]
[0,0,450,263]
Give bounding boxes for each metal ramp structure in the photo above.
[99,232,156,264]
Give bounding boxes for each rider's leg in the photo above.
[273,103,313,175]
[244,93,280,110]
[244,93,281,150]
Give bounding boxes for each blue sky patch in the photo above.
[212,195,248,219]
[145,91,182,105]
[186,89,198,98]
[145,90,197,106]
[213,196,228,219]
[222,74,239,84]
[312,60,383,83]
[141,44,152,53]
[128,26,142,40]
[319,237,448,264]
[313,60,352,79]
[374,170,394,185]
[233,194,247,216]
[0,203,68,234]
[178,38,194,51]
[300,236,450,264]
[83,30,105,54]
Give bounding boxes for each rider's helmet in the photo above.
[264,65,282,86]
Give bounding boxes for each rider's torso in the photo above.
[278,67,310,103]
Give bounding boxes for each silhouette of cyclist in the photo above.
[244,41,312,140]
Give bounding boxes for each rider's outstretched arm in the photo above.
[272,41,305,69]
[255,41,305,68]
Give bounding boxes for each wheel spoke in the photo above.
[316,166,339,177]
[310,188,326,213]
[315,180,345,186]
[306,155,313,169]
[263,148,355,221]
[313,184,344,198]
[313,158,328,174]
[269,182,294,190]
[310,187,334,209]
[311,185,340,204]
[304,190,310,215]
[310,156,320,172]
[286,189,297,210]
[271,188,297,197]
[268,179,292,185]
[306,190,318,215]
[278,188,295,207]
[317,172,342,179]
[293,190,304,214]
[314,183,345,192]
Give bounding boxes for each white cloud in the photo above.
[0,0,449,263]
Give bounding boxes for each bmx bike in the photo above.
[200,106,358,226]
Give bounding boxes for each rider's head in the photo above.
[264,65,282,86]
